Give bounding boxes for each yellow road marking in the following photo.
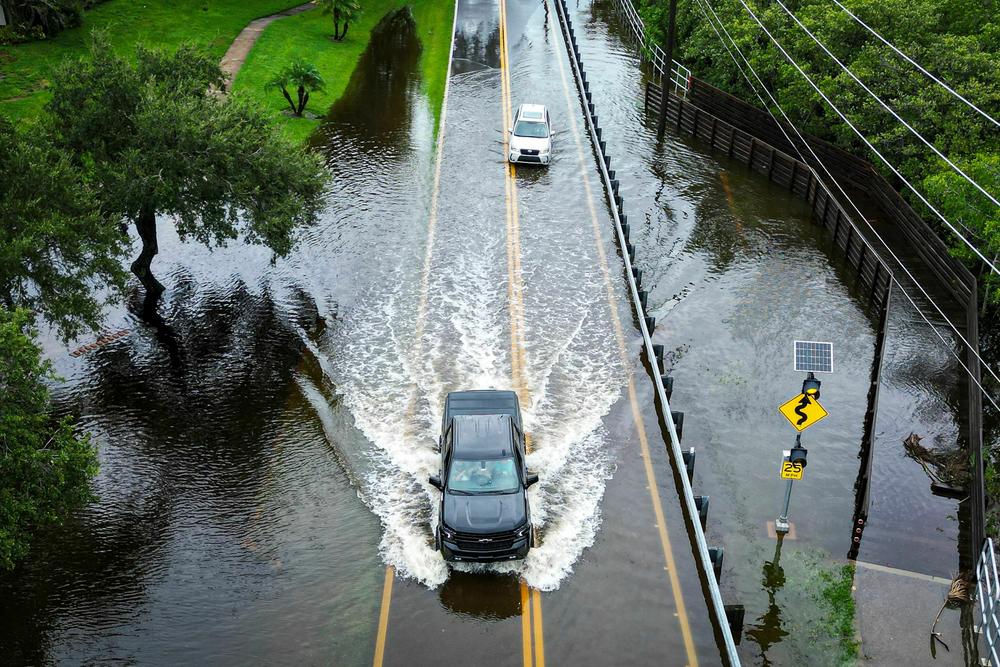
[549,2,698,663]
[521,581,532,665]
[532,588,546,667]
[373,566,395,667]
[719,172,742,232]
[498,1,544,665]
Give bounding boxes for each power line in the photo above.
[734,0,1000,394]
[688,0,1000,410]
[686,0,806,164]
[772,0,1000,213]
[829,0,1000,131]
[733,0,1000,402]
[738,0,1000,282]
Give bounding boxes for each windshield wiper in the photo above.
[448,489,475,495]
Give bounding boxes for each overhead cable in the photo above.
[829,0,1000,130]
[734,0,1000,394]
[772,0,1000,212]
[690,0,1000,409]
[736,0,1000,281]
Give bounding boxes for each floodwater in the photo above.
[573,0,976,663]
[0,0,974,665]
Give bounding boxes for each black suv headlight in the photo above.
[515,525,529,538]
[442,527,455,540]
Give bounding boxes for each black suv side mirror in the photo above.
[429,475,443,490]
[525,473,539,488]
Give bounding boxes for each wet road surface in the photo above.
[372,0,719,663]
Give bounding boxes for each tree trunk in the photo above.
[342,22,349,39]
[299,91,310,115]
[296,85,306,115]
[130,207,165,302]
[333,9,341,39]
[280,86,297,114]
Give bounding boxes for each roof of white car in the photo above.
[519,103,546,120]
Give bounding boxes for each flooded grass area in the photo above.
[233,0,456,142]
[0,9,437,663]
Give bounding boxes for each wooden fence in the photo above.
[646,82,893,305]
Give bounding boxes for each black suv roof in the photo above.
[445,390,519,418]
[452,414,515,460]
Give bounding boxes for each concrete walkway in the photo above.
[855,560,977,664]
[220,2,316,89]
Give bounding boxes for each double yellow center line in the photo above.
[498,1,546,665]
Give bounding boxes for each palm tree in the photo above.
[317,0,362,41]
[269,60,326,116]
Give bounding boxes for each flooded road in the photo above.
[0,0,973,664]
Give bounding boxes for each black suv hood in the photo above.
[443,491,527,533]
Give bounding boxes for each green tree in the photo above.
[0,115,127,341]
[269,60,326,116]
[318,0,362,41]
[925,154,1000,307]
[44,34,329,311]
[0,307,98,570]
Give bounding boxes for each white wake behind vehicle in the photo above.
[508,103,552,165]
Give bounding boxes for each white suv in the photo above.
[508,104,552,165]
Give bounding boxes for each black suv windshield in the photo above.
[448,457,519,494]
[513,120,548,138]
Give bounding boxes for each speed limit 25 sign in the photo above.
[780,460,804,480]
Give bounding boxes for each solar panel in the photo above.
[794,341,833,373]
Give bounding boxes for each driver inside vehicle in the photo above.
[449,458,519,492]
[472,462,493,486]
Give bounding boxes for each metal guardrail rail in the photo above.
[610,0,690,97]
[551,0,740,663]
[978,538,1000,665]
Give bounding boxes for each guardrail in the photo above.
[978,538,1000,664]
[607,0,690,98]
[551,0,740,663]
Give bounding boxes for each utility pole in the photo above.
[655,0,679,140]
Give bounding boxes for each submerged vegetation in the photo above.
[817,564,859,665]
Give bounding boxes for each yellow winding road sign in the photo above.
[779,393,828,431]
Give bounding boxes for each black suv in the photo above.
[429,390,538,562]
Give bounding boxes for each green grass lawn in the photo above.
[0,0,308,122]
[232,0,455,143]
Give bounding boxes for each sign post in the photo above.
[775,341,833,536]
[775,438,806,534]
